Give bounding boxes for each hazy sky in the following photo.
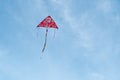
[0,0,120,80]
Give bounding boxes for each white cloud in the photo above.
[56,3,94,50]
[62,12,96,51]
[54,0,120,53]
[88,72,105,80]
[42,55,81,80]
[51,0,71,6]
[0,47,9,59]
[96,0,112,14]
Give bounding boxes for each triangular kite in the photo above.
[37,16,58,52]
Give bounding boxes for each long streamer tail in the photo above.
[42,28,48,52]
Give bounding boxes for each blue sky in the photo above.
[0,0,120,80]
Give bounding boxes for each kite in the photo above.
[37,16,58,52]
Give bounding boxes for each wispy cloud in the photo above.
[0,47,9,59]
[88,72,105,80]
[51,0,93,50]
[51,0,120,54]
[96,0,112,14]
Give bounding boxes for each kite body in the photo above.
[37,16,58,52]
[37,16,58,29]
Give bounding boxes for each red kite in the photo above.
[37,16,58,52]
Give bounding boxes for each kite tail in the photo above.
[42,28,48,52]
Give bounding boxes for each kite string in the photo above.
[32,27,38,38]
[53,29,56,38]
[42,28,48,52]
